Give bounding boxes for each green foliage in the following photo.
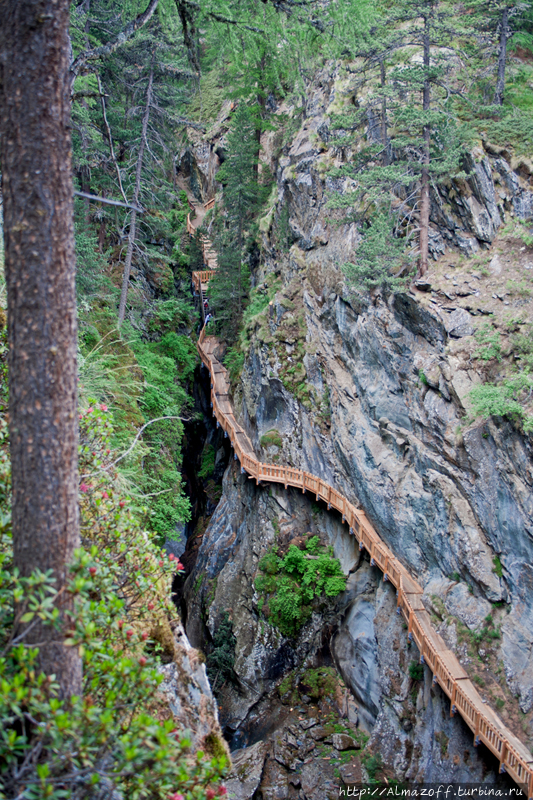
[74,209,109,298]
[408,661,424,681]
[492,555,504,578]
[343,212,412,292]
[260,429,283,449]
[470,375,533,432]
[209,104,258,343]
[79,319,195,544]
[474,323,502,361]
[299,666,338,700]
[0,405,227,799]
[223,346,245,383]
[198,444,216,480]
[148,298,195,333]
[362,752,383,783]
[255,539,346,637]
[188,69,228,124]
[481,109,533,157]
[206,612,236,694]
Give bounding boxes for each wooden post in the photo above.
[474,712,480,747]
[499,741,507,774]
[450,682,457,717]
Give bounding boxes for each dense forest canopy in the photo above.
[0,0,533,796]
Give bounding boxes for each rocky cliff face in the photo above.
[180,65,533,796]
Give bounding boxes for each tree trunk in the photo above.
[379,57,390,167]
[419,9,432,277]
[117,56,155,325]
[493,6,510,106]
[0,0,81,697]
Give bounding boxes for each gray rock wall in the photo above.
[181,63,533,790]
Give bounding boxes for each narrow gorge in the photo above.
[3,3,533,799]
[176,68,533,799]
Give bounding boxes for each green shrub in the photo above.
[255,538,346,637]
[148,297,195,333]
[260,429,283,449]
[0,407,228,799]
[206,612,236,694]
[470,376,533,432]
[224,346,245,382]
[474,323,502,362]
[409,661,424,681]
[492,555,503,578]
[362,752,383,783]
[199,444,216,479]
[299,666,338,700]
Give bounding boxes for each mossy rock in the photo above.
[260,429,283,449]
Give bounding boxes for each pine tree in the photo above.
[330,0,469,281]
[209,104,259,342]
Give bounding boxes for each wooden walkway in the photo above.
[189,205,533,797]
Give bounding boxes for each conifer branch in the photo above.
[70,0,160,87]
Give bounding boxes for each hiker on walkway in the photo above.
[205,313,212,326]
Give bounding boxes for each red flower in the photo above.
[159,560,164,567]
[100,403,108,411]
[147,602,155,611]
[139,656,147,666]
[102,491,109,499]
[169,794,184,800]
[141,632,148,641]
[89,566,97,577]
[119,500,125,508]
[168,553,175,561]
[80,483,90,493]
[218,788,228,796]
[206,789,216,800]
[175,561,184,572]
[126,629,134,639]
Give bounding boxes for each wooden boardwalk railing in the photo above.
[190,206,533,797]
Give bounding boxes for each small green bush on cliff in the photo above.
[255,539,346,637]
[198,444,216,479]
[206,611,236,695]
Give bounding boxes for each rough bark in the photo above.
[379,57,390,167]
[117,57,155,325]
[493,6,510,106]
[0,0,81,697]
[418,9,432,277]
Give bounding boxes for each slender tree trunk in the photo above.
[419,10,432,277]
[117,56,155,325]
[493,6,510,106]
[379,56,390,167]
[79,1,92,224]
[0,0,81,697]
[98,75,129,206]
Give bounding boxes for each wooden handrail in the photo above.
[190,203,533,798]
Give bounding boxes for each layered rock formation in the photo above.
[180,64,533,797]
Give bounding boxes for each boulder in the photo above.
[332,732,361,751]
[225,741,268,800]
